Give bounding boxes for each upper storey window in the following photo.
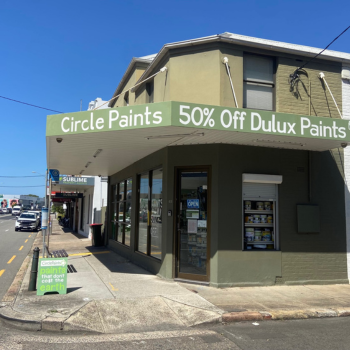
[146,82,154,103]
[243,54,274,111]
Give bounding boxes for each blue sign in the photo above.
[41,208,48,229]
[49,169,60,182]
[187,199,199,209]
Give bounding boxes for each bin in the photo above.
[90,223,103,247]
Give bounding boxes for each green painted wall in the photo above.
[276,56,342,117]
[107,143,347,287]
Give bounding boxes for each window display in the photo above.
[243,200,277,250]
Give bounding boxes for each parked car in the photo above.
[27,211,41,225]
[1,208,8,214]
[7,207,12,214]
[15,212,40,231]
[0,208,3,214]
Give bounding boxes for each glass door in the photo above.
[176,168,210,282]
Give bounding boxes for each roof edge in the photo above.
[108,57,154,107]
[133,32,350,93]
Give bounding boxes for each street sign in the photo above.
[49,169,60,182]
[37,258,68,295]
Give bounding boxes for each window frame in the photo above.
[136,167,162,260]
[113,178,132,246]
[243,53,276,111]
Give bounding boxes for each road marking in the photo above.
[109,282,118,291]
[25,239,28,243]
[28,235,31,237]
[68,251,111,257]
[5,229,9,232]
[19,246,23,251]
[7,256,16,264]
[0,270,4,277]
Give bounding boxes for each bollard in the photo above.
[28,247,40,291]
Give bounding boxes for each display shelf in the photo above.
[244,223,273,227]
[188,241,197,245]
[196,243,207,247]
[245,210,273,214]
[246,241,274,245]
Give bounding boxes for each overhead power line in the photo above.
[290,24,350,84]
[0,185,45,187]
[298,24,350,71]
[0,175,45,178]
[0,95,64,114]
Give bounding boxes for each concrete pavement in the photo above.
[1,218,350,333]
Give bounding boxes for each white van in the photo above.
[12,206,22,216]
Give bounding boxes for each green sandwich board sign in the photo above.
[37,258,68,295]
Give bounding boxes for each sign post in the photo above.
[41,208,48,258]
[37,257,68,295]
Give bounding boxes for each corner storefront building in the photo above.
[46,33,350,287]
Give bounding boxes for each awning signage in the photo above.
[55,193,83,198]
[46,101,350,143]
[59,176,95,186]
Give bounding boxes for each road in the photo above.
[1,316,350,349]
[0,214,37,301]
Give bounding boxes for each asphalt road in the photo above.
[1,317,350,349]
[0,214,37,301]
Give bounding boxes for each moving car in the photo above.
[12,206,22,216]
[15,212,40,231]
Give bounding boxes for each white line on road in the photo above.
[5,229,9,232]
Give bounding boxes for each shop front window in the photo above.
[113,178,132,246]
[137,168,162,259]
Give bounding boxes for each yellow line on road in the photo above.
[68,251,111,257]
[19,246,23,251]
[28,235,31,238]
[25,239,28,243]
[7,256,16,264]
[0,270,4,277]
[109,282,118,291]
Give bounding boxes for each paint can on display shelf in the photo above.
[244,201,251,210]
[264,202,271,210]
[253,215,260,223]
[267,215,273,223]
[260,215,267,223]
[262,230,271,241]
[245,228,254,242]
[256,202,264,210]
[254,229,262,241]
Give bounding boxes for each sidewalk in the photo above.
[1,218,350,333]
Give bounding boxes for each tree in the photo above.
[51,205,65,217]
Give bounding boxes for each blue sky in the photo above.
[0,0,349,196]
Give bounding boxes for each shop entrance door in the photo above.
[175,167,210,282]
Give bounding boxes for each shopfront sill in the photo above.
[135,250,162,262]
